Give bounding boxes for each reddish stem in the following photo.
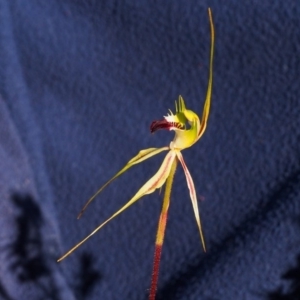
[148,158,177,300]
[149,244,163,300]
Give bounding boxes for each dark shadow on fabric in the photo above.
[8,194,48,281]
[154,169,300,300]
[7,193,61,299]
[73,253,102,300]
[0,283,15,300]
[265,242,300,299]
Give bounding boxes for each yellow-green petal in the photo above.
[58,150,176,262]
[78,147,169,218]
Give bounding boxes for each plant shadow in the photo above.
[3,193,102,299]
[73,252,102,300]
[265,243,300,300]
[6,193,61,299]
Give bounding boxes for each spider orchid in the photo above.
[58,8,214,300]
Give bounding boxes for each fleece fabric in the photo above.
[0,1,300,299]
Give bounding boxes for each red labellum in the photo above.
[150,119,184,133]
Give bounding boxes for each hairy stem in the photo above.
[149,158,177,300]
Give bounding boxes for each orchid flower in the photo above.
[58,8,214,300]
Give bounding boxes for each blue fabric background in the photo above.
[0,1,300,299]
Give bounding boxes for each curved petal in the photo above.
[197,7,215,139]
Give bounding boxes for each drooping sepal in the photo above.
[78,147,169,219]
[176,151,206,252]
[58,150,176,262]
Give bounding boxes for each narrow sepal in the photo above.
[176,151,206,252]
